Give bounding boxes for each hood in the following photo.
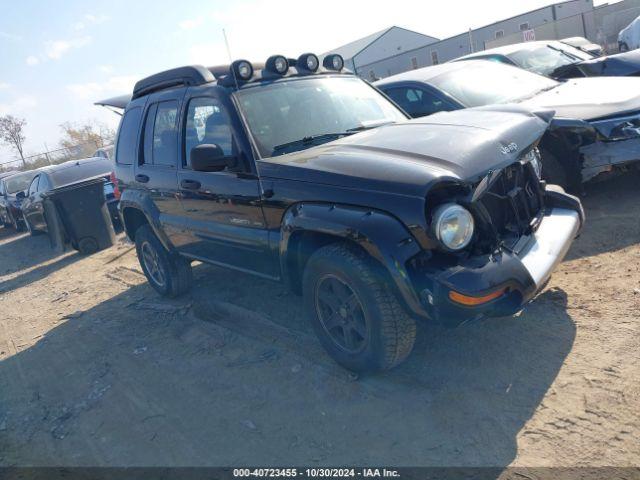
[574,49,640,77]
[257,105,550,197]
[521,77,640,120]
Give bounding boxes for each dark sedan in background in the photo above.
[21,157,120,235]
[0,170,39,231]
[453,40,640,80]
[376,60,640,191]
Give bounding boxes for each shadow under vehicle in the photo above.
[98,53,583,374]
[0,169,40,231]
[376,60,640,192]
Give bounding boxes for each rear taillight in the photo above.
[110,171,121,200]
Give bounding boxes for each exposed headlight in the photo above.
[592,116,640,140]
[432,203,475,251]
[523,148,542,178]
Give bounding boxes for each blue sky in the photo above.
[0,0,607,162]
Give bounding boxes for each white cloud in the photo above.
[0,95,37,116]
[84,14,109,24]
[74,21,86,31]
[179,17,204,30]
[25,56,40,66]
[98,65,114,74]
[0,83,10,90]
[67,75,138,100]
[0,31,21,41]
[45,36,91,60]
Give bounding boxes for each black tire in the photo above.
[135,224,193,297]
[302,243,416,373]
[540,150,568,189]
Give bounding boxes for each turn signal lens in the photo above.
[449,288,507,306]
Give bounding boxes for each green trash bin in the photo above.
[43,177,116,255]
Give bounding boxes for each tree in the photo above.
[59,120,116,160]
[0,115,27,167]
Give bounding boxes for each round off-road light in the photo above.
[266,55,289,74]
[323,54,344,71]
[232,60,253,80]
[432,203,475,251]
[298,53,319,72]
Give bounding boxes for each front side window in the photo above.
[142,101,178,167]
[235,76,407,158]
[184,97,233,168]
[429,62,558,107]
[28,176,39,196]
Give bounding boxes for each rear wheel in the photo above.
[135,224,193,297]
[302,243,416,373]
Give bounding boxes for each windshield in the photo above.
[4,171,37,194]
[507,44,593,76]
[235,76,407,157]
[430,62,558,107]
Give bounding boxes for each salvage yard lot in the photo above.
[0,174,638,467]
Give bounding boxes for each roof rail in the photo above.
[132,65,215,99]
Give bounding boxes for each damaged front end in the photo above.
[408,146,584,326]
[544,115,640,186]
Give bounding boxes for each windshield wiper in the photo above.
[272,132,354,154]
[346,120,397,132]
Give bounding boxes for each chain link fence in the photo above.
[0,140,108,173]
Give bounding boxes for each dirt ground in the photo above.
[0,174,638,468]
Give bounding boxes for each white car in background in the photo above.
[618,15,640,52]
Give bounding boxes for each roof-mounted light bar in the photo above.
[323,54,344,71]
[298,53,319,72]
[231,59,254,81]
[266,55,289,75]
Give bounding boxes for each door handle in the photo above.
[135,174,150,183]
[181,179,201,190]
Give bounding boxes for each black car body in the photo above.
[453,40,640,80]
[376,60,640,191]
[104,56,583,372]
[21,157,119,234]
[0,170,39,231]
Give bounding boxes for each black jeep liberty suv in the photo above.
[105,53,584,372]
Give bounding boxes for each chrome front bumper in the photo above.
[519,208,581,288]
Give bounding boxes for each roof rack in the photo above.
[132,65,215,99]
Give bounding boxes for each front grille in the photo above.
[475,162,544,249]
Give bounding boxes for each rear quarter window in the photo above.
[115,107,142,165]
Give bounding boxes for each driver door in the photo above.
[175,90,276,278]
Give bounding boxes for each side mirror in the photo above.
[16,191,26,199]
[190,144,236,172]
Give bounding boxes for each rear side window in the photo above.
[115,107,142,165]
[142,101,178,167]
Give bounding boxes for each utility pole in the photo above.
[43,142,52,165]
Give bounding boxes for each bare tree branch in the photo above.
[0,115,27,167]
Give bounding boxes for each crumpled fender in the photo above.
[280,202,426,317]
[119,189,173,250]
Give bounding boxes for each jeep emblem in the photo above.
[500,142,518,155]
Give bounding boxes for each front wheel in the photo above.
[302,243,416,373]
[135,224,193,297]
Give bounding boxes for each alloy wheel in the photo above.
[314,274,369,354]
[141,241,167,288]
